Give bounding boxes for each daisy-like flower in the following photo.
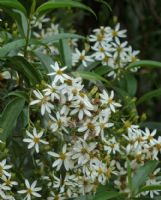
[143,128,156,145]
[49,112,69,133]
[110,23,126,39]
[18,179,42,200]
[31,15,50,29]
[96,116,113,138]
[72,49,93,67]
[112,38,129,59]
[100,90,121,112]
[104,137,120,154]
[43,82,60,102]
[91,160,107,184]
[89,32,111,47]
[72,139,97,165]
[30,90,54,115]
[47,191,64,200]
[142,168,161,198]
[0,159,12,178]
[23,128,48,153]
[126,46,140,63]
[92,44,112,61]
[2,175,18,188]
[48,144,73,171]
[48,62,70,83]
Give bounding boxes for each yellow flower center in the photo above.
[60,153,66,160]
[112,30,118,37]
[56,70,63,75]
[27,188,32,194]
[79,55,85,61]
[33,137,40,144]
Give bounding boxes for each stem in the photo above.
[24,18,31,58]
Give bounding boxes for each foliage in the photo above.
[0,0,161,200]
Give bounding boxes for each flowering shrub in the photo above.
[0,1,161,200]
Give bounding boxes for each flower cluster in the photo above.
[23,62,161,199]
[72,23,140,78]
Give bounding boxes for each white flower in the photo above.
[2,175,18,188]
[104,137,120,154]
[142,168,161,198]
[48,62,70,83]
[112,38,129,59]
[143,128,156,145]
[23,128,48,153]
[92,44,112,61]
[100,90,121,112]
[72,139,97,165]
[72,49,93,67]
[30,90,54,115]
[0,159,12,178]
[70,94,94,120]
[31,15,50,29]
[91,160,107,184]
[43,82,60,102]
[96,116,113,138]
[18,179,42,200]
[47,192,64,200]
[48,144,74,171]
[110,23,126,39]
[49,112,69,133]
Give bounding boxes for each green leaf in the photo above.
[59,29,72,68]
[72,71,111,85]
[125,73,137,96]
[33,50,55,74]
[73,195,93,200]
[36,0,96,17]
[94,66,110,75]
[41,33,84,44]
[0,0,27,15]
[127,60,161,70]
[131,160,159,195]
[94,186,123,200]
[0,39,26,58]
[137,88,161,105]
[0,97,25,141]
[6,56,42,86]
[140,185,161,193]
[7,90,29,101]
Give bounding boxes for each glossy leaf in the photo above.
[0,0,27,15]
[72,71,111,85]
[137,88,161,105]
[94,66,110,75]
[0,97,25,141]
[36,0,96,17]
[0,39,26,58]
[8,91,29,101]
[41,33,84,44]
[140,185,161,193]
[125,73,137,96]
[6,56,42,86]
[94,186,123,200]
[59,29,72,68]
[127,60,161,70]
[131,160,159,195]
